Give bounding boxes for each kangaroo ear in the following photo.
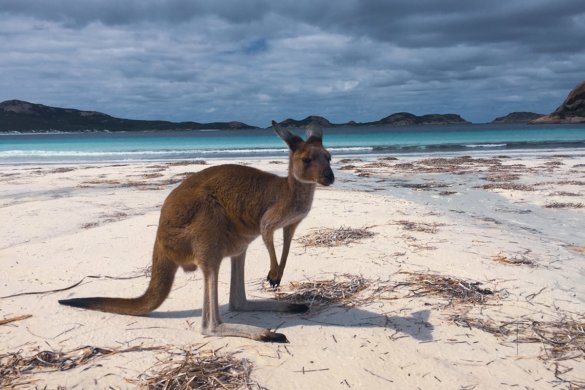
[272,121,303,151]
[306,122,323,143]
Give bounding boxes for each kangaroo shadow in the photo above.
[151,304,434,342]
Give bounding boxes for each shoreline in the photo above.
[2,145,585,167]
[1,152,584,388]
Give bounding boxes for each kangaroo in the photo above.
[59,121,334,342]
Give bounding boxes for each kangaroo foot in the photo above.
[260,331,289,343]
[202,323,289,343]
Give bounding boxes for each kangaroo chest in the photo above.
[277,209,309,230]
[267,191,314,231]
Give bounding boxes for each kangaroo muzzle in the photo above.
[320,168,335,186]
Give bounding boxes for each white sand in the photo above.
[1,152,584,388]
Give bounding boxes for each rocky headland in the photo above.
[530,80,585,124]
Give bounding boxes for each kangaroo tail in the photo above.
[59,251,178,316]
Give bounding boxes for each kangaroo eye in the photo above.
[302,157,312,164]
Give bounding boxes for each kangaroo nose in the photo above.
[323,169,335,186]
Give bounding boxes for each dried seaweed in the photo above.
[544,202,584,209]
[81,221,100,229]
[392,156,502,174]
[401,272,497,305]
[297,226,375,247]
[378,156,398,161]
[273,274,370,309]
[398,183,448,190]
[403,237,438,251]
[451,314,585,361]
[0,345,164,388]
[337,158,363,164]
[78,179,122,188]
[543,161,564,167]
[136,347,254,390]
[450,314,508,336]
[142,173,165,179]
[484,173,521,182]
[48,167,76,174]
[493,252,536,267]
[451,310,585,387]
[548,191,581,197]
[530,320,585,360]
[481,183,537,191]
[395,220,444,234]
[362,162,391,169]
[393,163,415,170]
[102,211,129,223]
[355,170,371,177]
[338,164,358,171]
[438,191,458,196]
[557,180,585,186]
[166,160,207,166]
[120,180,155,188]
[489,163,527,171]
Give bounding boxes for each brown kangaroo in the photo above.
[59,121,334,342]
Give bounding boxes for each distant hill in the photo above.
[276,112,470,128]
[278,115,334,128]
[530,81,585,124]
[0,100,256,132]
[372,112,469,126]
[491,112,545,124]
[1,99,474,132]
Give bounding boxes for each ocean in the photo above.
[1,123,585,164]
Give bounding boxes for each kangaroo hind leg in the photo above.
[199,258,288,342]
[229,252,308,313]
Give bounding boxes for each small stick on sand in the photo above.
[364,368,393,383]
[0,314,32,326]
[0,273,146,299]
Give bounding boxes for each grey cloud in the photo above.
[0,0,269,26]
[4,1,584,53]
[0,1,584,125]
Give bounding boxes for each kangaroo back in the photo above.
[59,246,178,316]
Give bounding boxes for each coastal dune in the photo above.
[1,153,584,388]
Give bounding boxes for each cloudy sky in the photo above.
[1,0,584,126]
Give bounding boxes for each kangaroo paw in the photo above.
[266,274,281,288]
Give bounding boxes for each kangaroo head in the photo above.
[272,121,335,186]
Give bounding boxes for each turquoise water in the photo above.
[1,124,585,164]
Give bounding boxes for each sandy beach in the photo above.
[1,151,584,389]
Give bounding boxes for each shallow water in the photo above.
[1,123,585,164]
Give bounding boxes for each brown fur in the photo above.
[59,121,334,342]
